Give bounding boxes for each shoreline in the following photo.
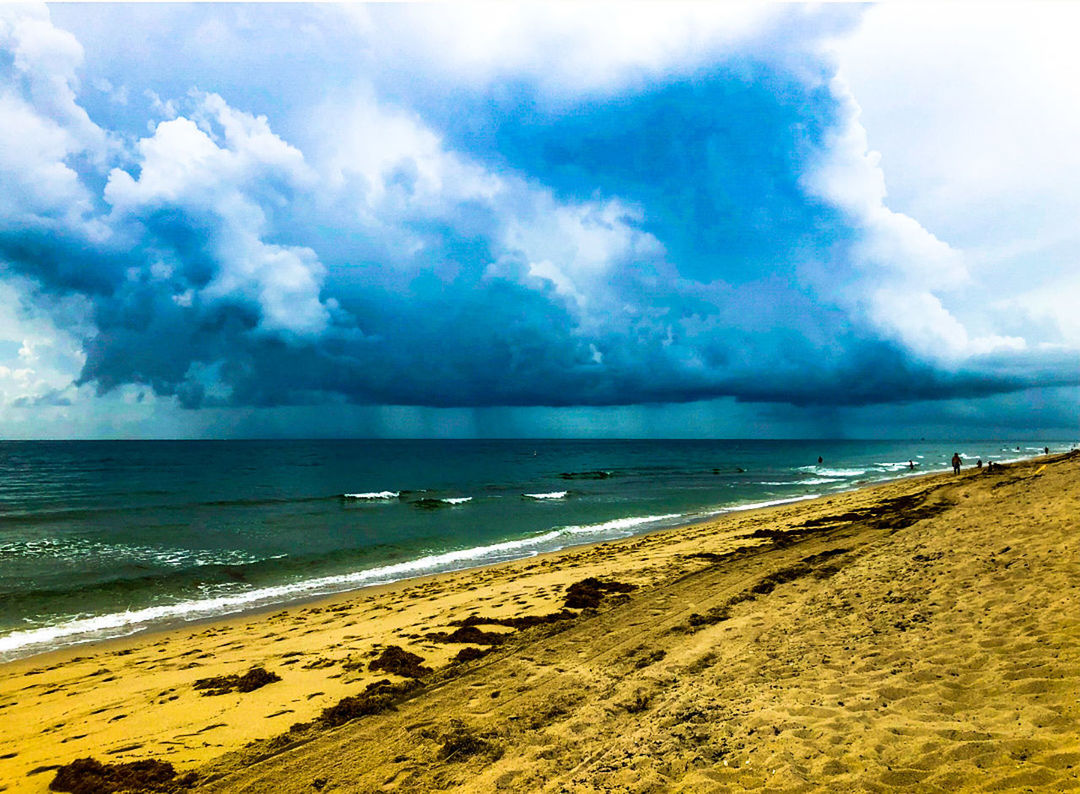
[3,452,1078,792]
[0,462,973,666]
[0,457,1052,672]
[0,485,848,671]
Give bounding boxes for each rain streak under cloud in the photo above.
[0,3,1077,438]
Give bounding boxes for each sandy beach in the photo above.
[3,452,1079,793]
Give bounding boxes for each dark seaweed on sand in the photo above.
[424,625,509,645]
[437,720,503,762]
[368,645,432,678]
[748,563,815,595]
[450,611,576,629]
[563,577,636,609]
[795,493,949,532]
[451,646,491,664]
[318,679,420,728]
[193,666,280,696]
[678,549,852,633]
[50,758,195,794]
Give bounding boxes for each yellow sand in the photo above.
[2,453,1079,792]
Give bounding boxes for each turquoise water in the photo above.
[0,439,1072,661]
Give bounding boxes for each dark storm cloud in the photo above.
[0,3,1075,422]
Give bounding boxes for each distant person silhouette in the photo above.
[908,460,915,470]
[817,456,823,465]
[976,458,983,468]
[951,453,962,474]
[1044,446,1050,454]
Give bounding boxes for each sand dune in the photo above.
[3,453,1079,792]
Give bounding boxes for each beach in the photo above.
[3,451,1079,792]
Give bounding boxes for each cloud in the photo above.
[796,76,1035,364]
[0,6,105,229]
[0,3,1074,435]
[358,3,777,95]
[0,276,87,415]
[829,3,1080,356]
[103,93,330,336]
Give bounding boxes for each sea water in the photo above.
[0,438,1072,661]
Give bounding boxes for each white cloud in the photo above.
[833,4,1080,226]
[0,6,103,154]
[0,5,107,228]
[312,86,667,322]
[105,94,330,336]
[502,197,664,311]
[316,90,502,216]
[802,78,967,294]
[0,93,90,221]
[0,277,88,410]
[831,3,1080,354]
[0,2,1071,431]
[1001,272,1080,347]
[866,288,1025,362]
[355,2,798,98]
[800,75,1003,361]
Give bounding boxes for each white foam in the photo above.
[561,513,682,535]
[760,477,846,486]
[0,537,263,569]
[797,466,867,477]
[523,491,568,500]
[0,529,568,660]
[719,494,820,513]
[343,491,399,500]
[0,509,690,661]
[815,468,867,477]
[441,497,472,505]
[874,461,916,471]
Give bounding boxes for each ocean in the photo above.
[0,438,1071,662]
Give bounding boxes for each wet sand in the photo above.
[2,452,1079,792]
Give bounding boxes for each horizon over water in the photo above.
[1,438,1074,662]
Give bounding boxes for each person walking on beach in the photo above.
[951,452,962,474]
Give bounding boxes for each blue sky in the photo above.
[0,3,1076,439]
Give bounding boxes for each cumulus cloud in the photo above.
[0,5,105,230]
[829,4,1080,357]
[0,277,87,415]
[356,3,778,95]
[0,2,1074,434]
[104,93,330,336]
[798,76,1034,363]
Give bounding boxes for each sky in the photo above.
[0,2,1076,439]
